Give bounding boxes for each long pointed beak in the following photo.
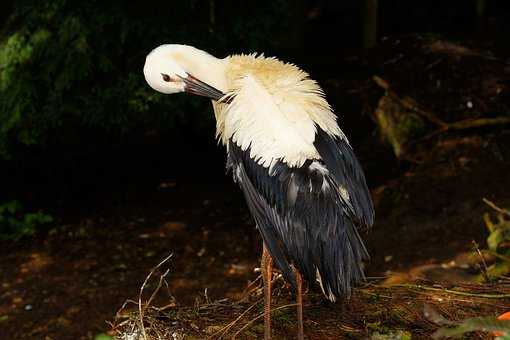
[179,74,226,102]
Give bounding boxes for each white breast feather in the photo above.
[221,75,320,167]
[214,55,347,168]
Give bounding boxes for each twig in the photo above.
[155,302,177,311]
[138,253,174,340]
[424,57,445,71]
[483,213,496,233]
[385,283,510,299]
[115,299,139,318]
[486,250,510,263]
[212,298,263,339]
[238,274,262,302]
[358,288,392,299]
[447,117,510,131]
[483,198,510,217]
[231,303,297,339]
[146,268,170,308]
[472,240,489,282]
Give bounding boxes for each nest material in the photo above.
[110,273,510,339]
[110,202,510,339]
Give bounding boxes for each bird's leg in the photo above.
[261,243,273,340]
[296,270,304,340]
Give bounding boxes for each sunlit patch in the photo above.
[138,221,187,239]
[226,263,250,276]
[72,259,98,271]
[158,181,177,189]
[161,221,186,232]
[170,278,200,290]
[19,252,52,274]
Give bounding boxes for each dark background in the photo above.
[0,0,509,218]
[1,1,510,339]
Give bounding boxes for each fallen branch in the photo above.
[446,117,510,132]
[373,75,449,128]
[373,75,510,141]
[483,198,510,218]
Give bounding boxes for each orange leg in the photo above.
[261,243,273,340]
[296,270,304,340]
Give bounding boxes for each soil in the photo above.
[1,35,510,339]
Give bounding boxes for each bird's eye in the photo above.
[161,73,171,82]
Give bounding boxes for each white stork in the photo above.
[143,44,374,340]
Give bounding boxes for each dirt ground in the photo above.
[1,132,509,339]
[1,35,510,339]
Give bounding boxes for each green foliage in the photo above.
[0,0,291,159]
[374,96,426,158]
[482,207,510,280]
[0,200,53,239]
[486,214,510,253]
[370,330,412,340]
[367,321,412,340]
[397,113,425,140]
[432,316,510,339]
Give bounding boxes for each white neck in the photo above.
[169,45,228,93]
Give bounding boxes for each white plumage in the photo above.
[144,45,345,167]
[143,44,374,340]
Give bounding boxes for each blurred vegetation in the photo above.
[433,315,510,339]
[0,200,53,239]
[0,0,291,160]
[0,0,293,229]
[482,202,510,280]
[0,0,509,225]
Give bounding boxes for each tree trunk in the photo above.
[362,0,378,49]
[283,0,305,50]
[474,0,486,35]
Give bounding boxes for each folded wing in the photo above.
[227,131,371,300]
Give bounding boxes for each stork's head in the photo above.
[143,44,225,100]
[143,45,187,94]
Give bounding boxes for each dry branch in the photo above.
[138,253,173,340]
[483,198,510,218]
[373,75,449,128]
[373,75,510,135]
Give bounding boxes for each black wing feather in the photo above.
[314,126,375,228]
[228,153,297,286]
[227,133,372,300]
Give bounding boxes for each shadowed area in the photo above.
[1,1,510,339]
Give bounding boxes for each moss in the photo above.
[371,330,412,340]
[375,95,425,158]
[397,113,426,140]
